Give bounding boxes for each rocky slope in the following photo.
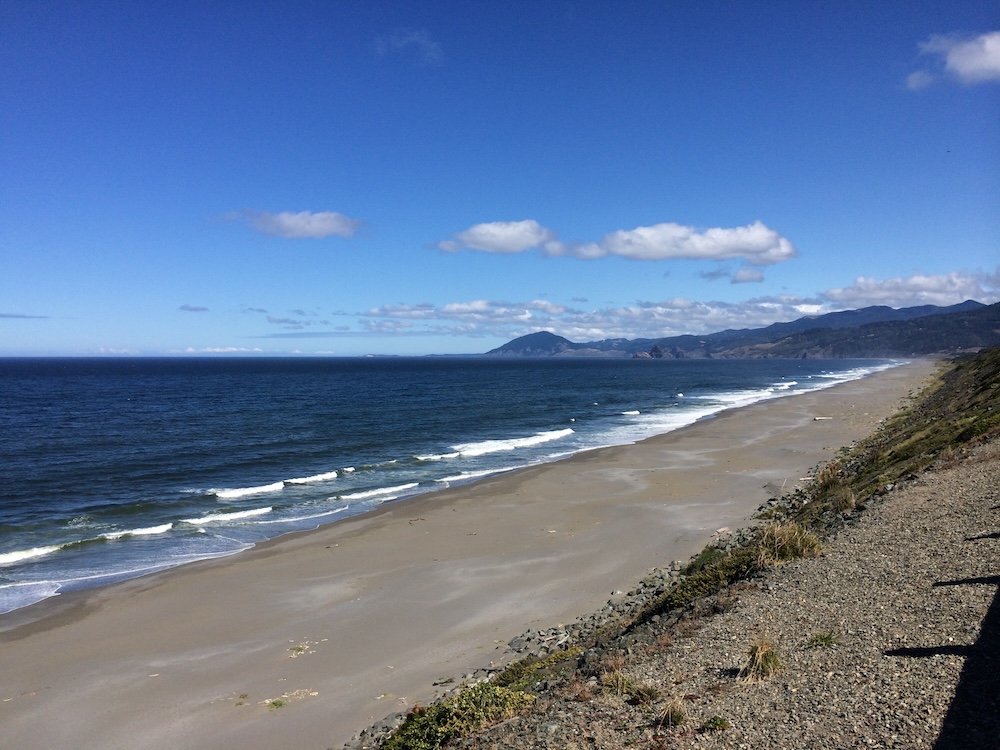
[345,347,1000,750]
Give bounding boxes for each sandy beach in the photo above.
[0,361,935,750]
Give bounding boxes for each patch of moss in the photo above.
[682,544,726,575]
[495,645,584,691]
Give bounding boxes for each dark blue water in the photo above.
[0,356,897,614]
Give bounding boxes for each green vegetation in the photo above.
[682,544,726,575]
[657,697,687,727]
[600,669,635,698]
[738,635,782,682]
[381,683,535,750]
[700,715,731,732]
[804,631,840,649]
[757,522,822,565]
[494,645,583,691]
[631,521,820,628]
[794,348,1000,529]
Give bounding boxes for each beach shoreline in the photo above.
[0,360,936,750]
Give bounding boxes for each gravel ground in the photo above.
[456,441,1000,750]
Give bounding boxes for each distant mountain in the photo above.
[489,331,578,357]
[485,300,998,358]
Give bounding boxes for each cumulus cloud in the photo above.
[180,304,209,312]
[375,28,443,66]
[822,271,999,308]
[237,210,362,239]
[439,220,556,253]
[440,219,796,266]
[908,31,1000,88]
[594,221,795,265]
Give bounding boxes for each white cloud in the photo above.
[180,304,209,312]
[598,221,795,265]
[375,28,443,66]
[440,219,796,266]
[440,220,556,253]
[182,347,264,354]
[362,295,814,342]
[909,31,1000,88]
[353,269,997,345]
[823,271,999,308]
[239,210,361,239]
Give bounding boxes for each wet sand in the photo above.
[0,360,935,750]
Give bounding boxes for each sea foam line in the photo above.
[182,507,273,524]
[434,465,521,483]
[251,506,349,525]
[340,482,420,502]
[214,481,284,499]
[450,428,575,458]
[100,523,174,540]
[285,470,339,485]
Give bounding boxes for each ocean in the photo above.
[0,356,898,615]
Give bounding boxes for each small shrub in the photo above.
[757,522,821,565]
[683,544,726,575]
[637,545,762,624]
[382,683,535,750]
[494,645,583,691]
[804,631,840,649]
[738,636,782,682]
[658,697,687,727]
[700,715,730,732]
[827,486,857,513]
[814,461,843,492]
[629,682,661,706]
[600,670,636,698]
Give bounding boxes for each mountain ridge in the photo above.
[485,300,998,358]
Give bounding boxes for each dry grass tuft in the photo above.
[757,522,822,566]
[738,635,783,682]
[657,697,687,727]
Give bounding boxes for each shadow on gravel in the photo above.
[886,574,1000,750]
[965,531,1000,541]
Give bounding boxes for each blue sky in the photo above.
[2,1,998,356]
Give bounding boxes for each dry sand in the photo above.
[0,361,935,750]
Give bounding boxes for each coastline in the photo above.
[0,360,936,750]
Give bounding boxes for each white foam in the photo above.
[100,523,174,540]
[415,451,460,461]
[434,466,519,483]
[451,428,574,457]
[0,581,62,614]
[0,545,62,566]
[340,482,420,502]
[182,507,273,524]
[621,410,641,416]
[213,481,285,499]
[251,506,348,525]
[285,470,339,485]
